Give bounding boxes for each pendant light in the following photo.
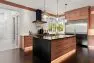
[64,3,68,23]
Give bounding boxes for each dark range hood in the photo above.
[32,9,47,24]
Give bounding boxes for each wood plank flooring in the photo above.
[0,47,93,63]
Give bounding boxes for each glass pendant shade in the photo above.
[56,17,59,21]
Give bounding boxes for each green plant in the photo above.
[48,23,64,32]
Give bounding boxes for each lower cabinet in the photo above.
[88,36,94,46]
[33,36,76,63]
[21,36,33,52]
[51,37,76,61]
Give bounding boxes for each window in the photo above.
[43,15,66,34]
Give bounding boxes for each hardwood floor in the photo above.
[0,47,93,63]
[0,49,23,63]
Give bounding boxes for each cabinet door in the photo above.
[90,14,94,28]
[88,36,94,46]
[51,37,76,61]
[51,40,64,61]
[65,12,70,21]
[24,36,32,47]
[89,7,94,28]
[65,6,89,21]
[66,10,80,21]
[80,7,89,19]
[70,10,80,20]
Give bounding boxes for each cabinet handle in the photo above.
[13,17,15,40]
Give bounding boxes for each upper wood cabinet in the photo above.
[65,6,89,21]
[79,7,89,19]
[51,37,76,61]
[89,6,94,29]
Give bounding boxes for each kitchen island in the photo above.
[33,35,76,63]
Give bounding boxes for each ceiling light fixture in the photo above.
[64,3,68,23]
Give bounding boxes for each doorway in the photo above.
[0,8,20,51]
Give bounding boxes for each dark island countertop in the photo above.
[33,34,75,40]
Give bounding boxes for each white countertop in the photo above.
[37,35,75,40]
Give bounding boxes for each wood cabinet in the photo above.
[88,36,94,46]
[65,6,89,21]
[89,6,94,29]
[65,10,80,21]
[90,15,94,28]
[51,37,76,61]
[33,36,76,63]
[21,36,33,52]
[79,7,89,19]
[88,7,94,46]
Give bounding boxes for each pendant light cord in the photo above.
[65,3,67,19]
[57,0,59,17]
[65,4,67,13]
[44,0,46,12]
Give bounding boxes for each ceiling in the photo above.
[6,0,94,15]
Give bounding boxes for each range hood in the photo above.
[32,9,47,24]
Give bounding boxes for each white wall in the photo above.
[20,9,37,35]
[0,4,37,50]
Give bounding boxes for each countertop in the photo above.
[33,34,75,40]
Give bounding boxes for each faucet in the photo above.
[29,31,32,35]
